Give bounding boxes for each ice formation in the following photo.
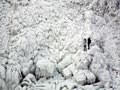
[0,0,120,90]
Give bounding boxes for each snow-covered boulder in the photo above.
[6,64,22,90]
[21,60,35,76]
[0,65,6,80]
[73,70,96,85]
[35,59,56,79]
[84,70,96,84]
[0,78,7,90]
[56,80,77,90]
[57,54,73,72]
[62,65,72,78]
[21,73,37,87]
[74,70,86,85]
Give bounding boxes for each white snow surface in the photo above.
[0,0,120,90]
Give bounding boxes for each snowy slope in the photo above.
[0,0,120,90]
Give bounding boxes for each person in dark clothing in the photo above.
[88,37,91,50]
[83,37,91,51]
[83,39,87,51]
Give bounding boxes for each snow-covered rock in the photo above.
[6,64,22,90]
[35,58,56,79]
[56,80,77,90]
[0,78,7,90]
[21,73,37,87]
[74,70,87,85]
[21,60,35,76]
[0,65,6,80]
[57,54,72,72]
